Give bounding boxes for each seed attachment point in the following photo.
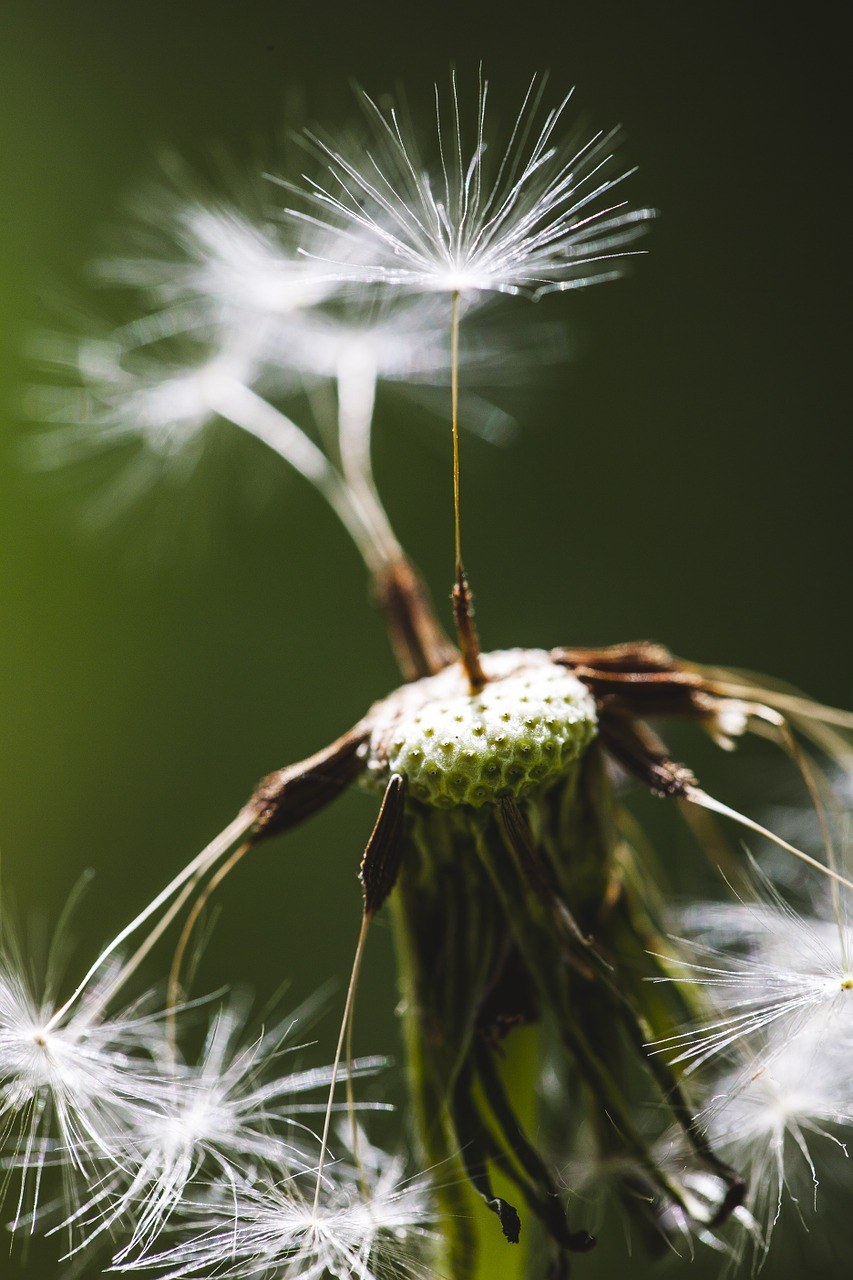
[452,564,487,693]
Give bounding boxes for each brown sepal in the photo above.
[374,558,457,682]
[360,772,407,917]
[249,724,369,844]
[552,641,678,673]
[598,713,697,799]
[552,644,718,719]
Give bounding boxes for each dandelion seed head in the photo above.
[365,647,597,808]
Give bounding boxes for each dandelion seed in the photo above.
[288,71,654,299]
[700,1034,851,1250]
[117,1129,437,1280]
[285,71,655,688]
[651,875,853,1072]
[0,938,169,1236]
[73,999,388,1261]
[95,161,341,348]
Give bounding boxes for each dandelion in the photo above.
[13,67,853,1280]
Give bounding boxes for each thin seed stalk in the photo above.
[449,289,486,692]
[451,289,462,577]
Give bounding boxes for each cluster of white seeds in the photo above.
[365,649,598,808]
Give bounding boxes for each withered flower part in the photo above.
[180,566,850,1279]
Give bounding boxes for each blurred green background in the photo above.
[0,2,850,1276]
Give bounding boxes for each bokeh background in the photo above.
[1,3,851,1276]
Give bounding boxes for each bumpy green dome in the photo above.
[365,649,597,809]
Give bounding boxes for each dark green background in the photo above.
[1,3,850,1276]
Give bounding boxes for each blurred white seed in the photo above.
[651,874,853,1073]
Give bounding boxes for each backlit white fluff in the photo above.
[288,71,654,299]
[651,883,853,1073]
[0,945,168,1235]
[72,1000,387,1261]
[95,170,340,349]
[30,325,401,572]
[116,1130,437,1280]
[700,1032,851,1250]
